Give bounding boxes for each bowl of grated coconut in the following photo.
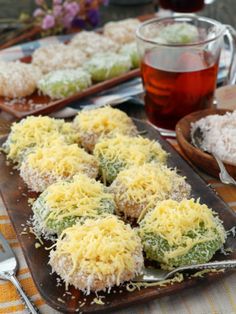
[176,108,236,179]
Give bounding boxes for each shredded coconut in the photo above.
[0,61,42,98]
[69,31,119,56]
[104,19,140,45]
[191,111,236,165]
[32,43,87,74]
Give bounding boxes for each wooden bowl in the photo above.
[175,108,236,179]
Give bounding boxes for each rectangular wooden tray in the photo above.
[0,14,156,119]
[0,119,236,313]
[0,60,140,119]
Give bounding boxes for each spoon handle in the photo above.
[213,153,236,186]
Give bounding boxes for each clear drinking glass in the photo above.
[136,16,236,132]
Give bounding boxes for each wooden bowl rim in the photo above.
[175,108,235,167]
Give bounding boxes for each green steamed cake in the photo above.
[156,23,199,45]
[84,53,131,82]
[2,116,78,166]
[93,134,167,184]
[119,42,140,68]
[32,174,116,238]
[37,68,92,99]
[138,199,226,269]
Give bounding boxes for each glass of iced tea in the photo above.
[136,16,236,132]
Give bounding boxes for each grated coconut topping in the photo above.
[191,111,236,165]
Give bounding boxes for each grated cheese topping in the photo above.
[74,106,138,140]
[2,116,77,164]
[111,164,189,204]
[23,142,98,178]
[110,164,191,220]
[139,199,226,261]
[92,296,105,305]
[50,216,143,284]
[94,134,167,167]
[33,174,115,230]
[191,111,236,165]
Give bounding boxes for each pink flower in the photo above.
[35,0,45,5]
[63,1,80,18]
[53,4,63,17]
[62,13,74,28]
[33,8,44,17]
[42,14,55,30]
[34,0,103,32]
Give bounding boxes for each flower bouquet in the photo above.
[0,0,108,49]
[34,0,108,34]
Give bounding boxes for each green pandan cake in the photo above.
[156,23,199,45]
[119,43,140,68]
[84,53,131,82]
[32,174,116,238]
[38,68,92,99]
[138,199,226,269]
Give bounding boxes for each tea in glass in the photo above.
[141,49,219,130]
[136,16,226,131]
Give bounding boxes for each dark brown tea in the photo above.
[141,49,219,130]
[159,0,204,13]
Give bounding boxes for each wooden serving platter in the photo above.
[0,119,236,313]
[0,14,157,119]
[0,66,140,119]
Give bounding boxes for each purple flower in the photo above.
[63,1,80,18]
[34,0,103,32]
[33,8,44,17]
[35,0,45,5]
[62,13,74,28]
[42,14,55,29]
[53,4,63,17]
[87,8,100,27]
[72,17,86,28]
